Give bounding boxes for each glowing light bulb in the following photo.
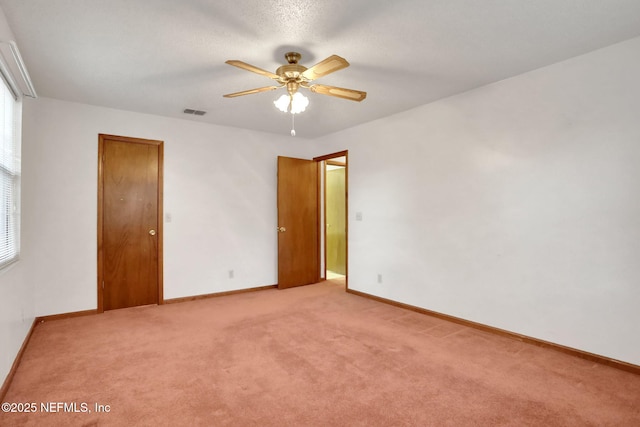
[290,92,309,114]
[274,94,290,113]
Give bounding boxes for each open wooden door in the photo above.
[277,156,319,289]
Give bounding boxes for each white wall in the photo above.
[20,97,316,316]
[316,36,640,365]
[0,257,33,389]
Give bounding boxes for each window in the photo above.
[0,76,19,269]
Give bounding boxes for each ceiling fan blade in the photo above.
[225,60,280,80]
[308,84,367,102]
[223,85,281,98]
[301,55,350,81]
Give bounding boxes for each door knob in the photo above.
[277,226,286,232]
[149,229,156,236]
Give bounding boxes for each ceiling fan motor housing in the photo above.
[276,52,307,83]
[276,52,309,95]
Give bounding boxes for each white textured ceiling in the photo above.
[2,0,640,138]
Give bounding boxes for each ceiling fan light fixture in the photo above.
[274,92,308,114]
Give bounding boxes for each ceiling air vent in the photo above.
[183,108,206,116]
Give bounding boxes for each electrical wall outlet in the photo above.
[377,274,382,283]
[229,270,234,279]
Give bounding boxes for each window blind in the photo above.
[0,76,19,269]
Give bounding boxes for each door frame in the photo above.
[313,150,348,289]
[97,134,164,313]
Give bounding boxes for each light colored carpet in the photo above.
[2,280,639,426]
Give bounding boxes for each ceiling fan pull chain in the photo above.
[291,113,296,137]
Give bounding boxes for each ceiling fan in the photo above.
[222,52,367,104]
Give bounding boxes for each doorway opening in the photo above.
[324,159,346,280]
[314,151,348,288]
